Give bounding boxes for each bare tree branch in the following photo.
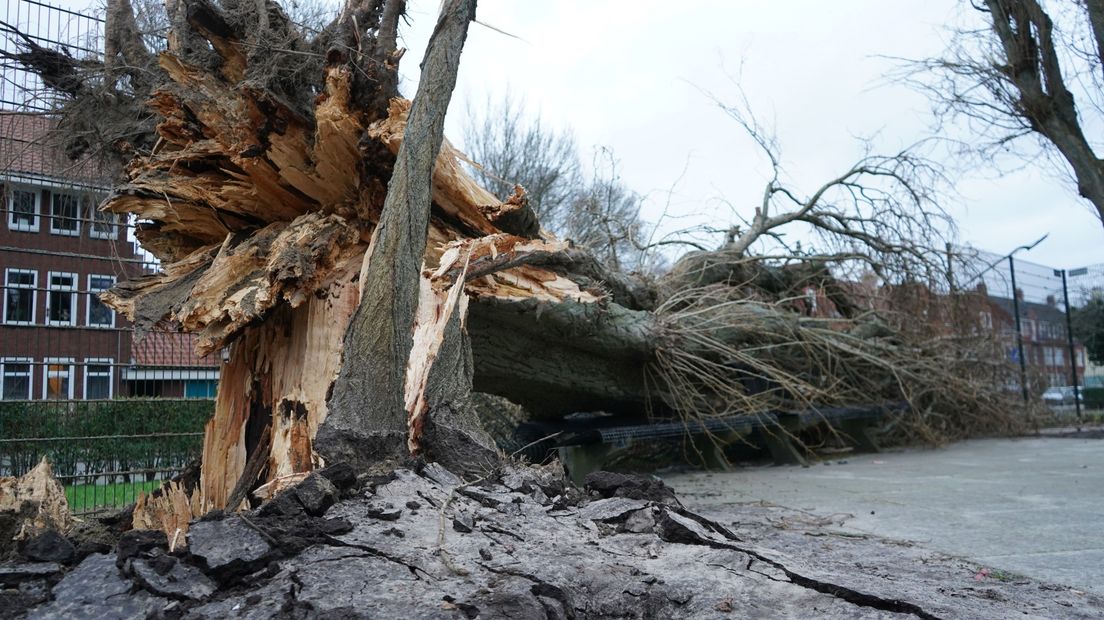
[900,0,1104,226]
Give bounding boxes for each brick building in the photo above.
[0,113,218,401]
[984,289,1087,389]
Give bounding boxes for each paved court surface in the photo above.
[662,433,1104,595]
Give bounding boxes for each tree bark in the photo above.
[986,0,1104,224]
[468,296,656,417]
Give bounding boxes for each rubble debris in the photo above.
[291,473,339,517]
[115,529,167,566]
[130,556,216,601]
[451,514,474,533]
[186,517,273,576]
[365,502,403,522]
[24,553,162,620]
[0,562,60,587]
[583,470,680,504]
[17,531,74,564]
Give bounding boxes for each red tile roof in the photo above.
[0,112,108,185]
[133,331,219,368]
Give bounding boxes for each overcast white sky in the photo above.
[44,0,1104,272]
[392,0,1103,273]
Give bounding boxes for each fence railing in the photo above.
[0,398,209,512]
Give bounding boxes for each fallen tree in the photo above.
[3,0,1031,527]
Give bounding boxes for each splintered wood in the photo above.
[0,458,73,541]
[132,481,200,549]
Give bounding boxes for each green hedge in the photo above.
[0,399,212,482]
[1083,387,1104,409]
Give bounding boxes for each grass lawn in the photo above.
[65,480,163,512]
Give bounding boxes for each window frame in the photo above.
[3,268,37,325]
[42,357,74,400]
[83,358,114,400]
[6,185,41,233]
[1,357,33,400]
[86,274,116,328]
[88,196,117,240]
[48,190,81,237]
[45,271,78,327]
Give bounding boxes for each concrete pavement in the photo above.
[662,433,1104,595]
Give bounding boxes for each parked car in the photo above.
[1042,386,1083,405]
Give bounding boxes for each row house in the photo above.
[0,113,218,401]
[981,287,1086,389]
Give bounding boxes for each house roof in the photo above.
[133,331,219,369]
[988,295,1067,324]
[0,112,109,186]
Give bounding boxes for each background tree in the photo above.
[463,96,649,271]
[463,93,583,227]
[908,0,1104,227]
[561,148,646,272]
[1072,294,1104,364]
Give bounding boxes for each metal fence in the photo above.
[0,0,104,112]
[0,0,213,514]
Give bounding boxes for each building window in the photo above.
[87,275,115,328]
[978,311,992,330]
[1039,322,1055,340]
[43,358,74,400]
[89,204,117,240]
[3,269,37,325]
[1,358,32,400]
[84,359,113,400]
[6,186,40,232]
[46,272,77,326]
[49,192,80,236]
[184,379,218,399]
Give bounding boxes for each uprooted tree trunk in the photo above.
[6,0,1028,531]
[86,0,662,520]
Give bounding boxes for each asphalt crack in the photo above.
[746,550,943,620]
[660,508,942,619]
[320,534,427,580]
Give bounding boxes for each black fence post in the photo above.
[945,242,955,292]
[1057,269,1083,424]
[1009,256,1029,402]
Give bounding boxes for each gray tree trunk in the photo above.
[986,0,1104,225]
